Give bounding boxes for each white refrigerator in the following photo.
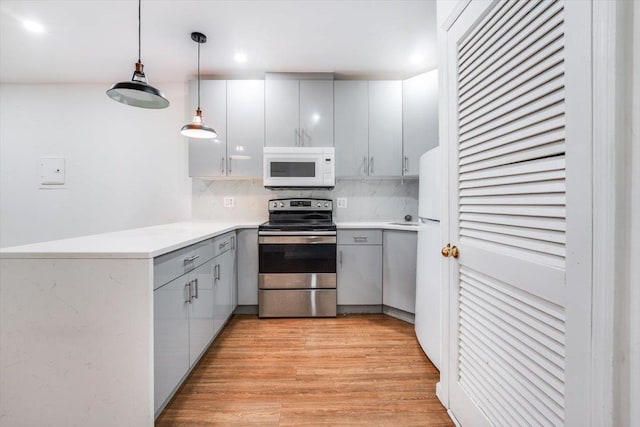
[414,146,441,370]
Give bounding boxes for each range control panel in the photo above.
[268,198,333,212]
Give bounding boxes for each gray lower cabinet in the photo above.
[153,256,215,414]
[212,236,235,335]
[153,232,237,417]
[337,229,383,306]
[382,230,418,313]
[236,229,258,305]
[153,274,190,415]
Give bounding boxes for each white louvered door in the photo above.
[445,1,592,425]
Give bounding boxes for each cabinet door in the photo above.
[368,81,403,176]
[188,80,228,177]
[154,276,190,413]
[236,229,258,305]
[337,244,382,305]
[382,230,417,313]
[334,81,369,176]
[227,80,264,177]
[213,250,234,335]
[402,70,439,176]
[299,80,334,147]
[265,79,299,147]
[188,260,215,367]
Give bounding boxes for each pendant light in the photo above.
[106,0,169,109]
[180,32,217,139]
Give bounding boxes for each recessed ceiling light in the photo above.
[234,52,247,63]
[410,54,424,65]
[23,19,45,33]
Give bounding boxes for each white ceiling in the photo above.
[0,0,438,84]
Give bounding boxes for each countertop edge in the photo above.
[0,222,419,260]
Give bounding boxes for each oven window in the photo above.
[259,243,336,273]
[270,162,316,178]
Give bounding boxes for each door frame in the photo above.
[591,0,638,425]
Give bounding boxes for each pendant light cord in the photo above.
[138,0,141,63]
[197,40,201,110]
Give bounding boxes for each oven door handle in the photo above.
[258,235,337,245]
[258,231,337,236]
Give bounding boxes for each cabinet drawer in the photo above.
[212,231,235,258]
[154,239,214,289]
[337,229,382,245]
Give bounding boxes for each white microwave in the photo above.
[263,147,335,188]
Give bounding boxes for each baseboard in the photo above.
[382,305,415,324]
[234,305,258,315]
[337,305,383,314]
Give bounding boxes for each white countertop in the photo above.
[336,221,420,231]
[0,221,261,259]
[0,220,418,260]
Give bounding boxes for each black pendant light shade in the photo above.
[180,32,217,139]
[106,0,169,109]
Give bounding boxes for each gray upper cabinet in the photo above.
[265,79,299,147]
[334,81,369,177]
[368,81,403,177]
[299,80,334,147]
[226,80,264,177]
[265,76,334,147]
[188,80,227,177]
[188,80,263,178]
[402,70,439,176]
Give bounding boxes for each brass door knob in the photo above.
[441,244,451,258]
[451,245,459,258]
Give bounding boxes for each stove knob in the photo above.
[279,202,285,208]
[271,202,277,208]
[324,202,329,208]
[317,202,322,208]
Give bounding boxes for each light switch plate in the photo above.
[223,197,235,208]
[39,157,65,186]
[337,197,347,208]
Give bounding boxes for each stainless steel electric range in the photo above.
[258,198,337,318]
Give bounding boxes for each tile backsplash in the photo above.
[192,178,419,223]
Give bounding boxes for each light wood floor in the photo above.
[156,314,453,426]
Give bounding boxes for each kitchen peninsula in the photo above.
[0,220,418,426]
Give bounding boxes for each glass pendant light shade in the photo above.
[106,0,169,109]
[180,108,217,138]
[181,32,217,139]
[107,62,169,109]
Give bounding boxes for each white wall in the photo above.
[0,83,192,247]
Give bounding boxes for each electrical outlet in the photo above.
[223,197,235,208]
[337,197,347,208]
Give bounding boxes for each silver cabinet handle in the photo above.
[183,255,200,264]
[339,250,343,267]
[370,157,374,175]
[220,156,225,175]
[353,236,368,243]
[184,282,192,303]
[228,157,232,175]
[362,156,368,176]
[231,236,235,251]
[300,128,306,146]
[193,279,199,299]
[214,264,220,280]
[294,128,300,146]
[219,241,229,250]
[403,156,409,174]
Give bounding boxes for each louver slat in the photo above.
[455,1,567,424]
[459,0,563,84]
